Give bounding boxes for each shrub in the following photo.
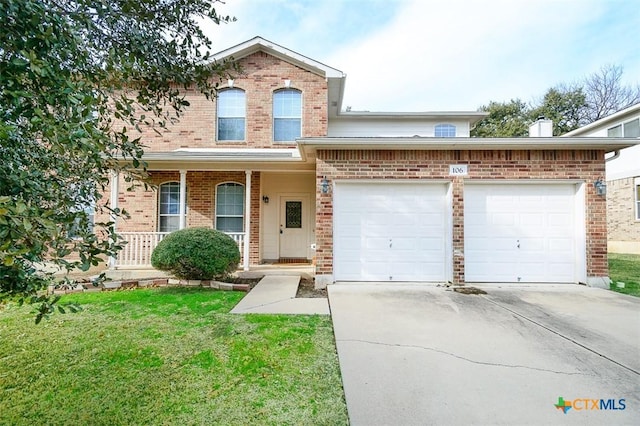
[150,227,240,280]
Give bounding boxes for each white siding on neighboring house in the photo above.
[606,145,640,180]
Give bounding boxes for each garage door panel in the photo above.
[465,184,579,283]
[335,182,448,282]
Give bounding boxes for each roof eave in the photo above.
[297,137,637,154]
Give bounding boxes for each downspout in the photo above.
[606,150,620,162]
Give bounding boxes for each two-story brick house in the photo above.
[103,37,635,288]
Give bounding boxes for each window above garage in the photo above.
[435,124,456,137]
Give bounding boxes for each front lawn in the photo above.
[608,253,640,297]
[0,288,348,425]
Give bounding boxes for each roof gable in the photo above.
[212,36,344,79]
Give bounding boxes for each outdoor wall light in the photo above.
[262,195,269,204]
[321,176,330,194]
[594,178,607,196]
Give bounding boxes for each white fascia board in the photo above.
[297,137,638,154]
[173,148,300,158]
[212,36,344,79]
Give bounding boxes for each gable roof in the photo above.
[563,102,640,137]
[212,36,345,79]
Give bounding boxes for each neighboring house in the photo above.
[101,36,635,288]
[564,103,640,254]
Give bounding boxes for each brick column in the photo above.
[452,176,465,285]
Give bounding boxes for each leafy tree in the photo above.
[471,99,530,137]
[0,0,237,321]
[473,65,639,137]
[529,86,587,136]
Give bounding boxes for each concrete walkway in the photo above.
[329,284,640,425]
[230,275,329,315]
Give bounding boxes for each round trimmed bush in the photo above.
[150,227,240,280]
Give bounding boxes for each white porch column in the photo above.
[108,170,119,269]
[179,170,187,230]
[243,170,251,271]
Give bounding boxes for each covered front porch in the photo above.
[105,149,317,271]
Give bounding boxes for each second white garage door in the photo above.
[464,183,585,283]
[334,182,449,282]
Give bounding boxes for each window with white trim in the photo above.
[159,182,181,232]
[217,89,246,141]
[624,118,639,138]
[68,183,95,238]
[273,89,301,141]
[607,118,640,138]
[636,178,640,221]
[435,123,456,137]
[215,183,244,232]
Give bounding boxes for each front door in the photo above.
[279,196,308,258]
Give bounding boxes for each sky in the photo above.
[202,0,640,112]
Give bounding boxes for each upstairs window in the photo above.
[273,89,301,141]
[217,89,246,141]
[607,119,640,138]
[435,123,456,138]
[215,183,245,233]
[159,182,181,232]
[608,124,622,137]
[624,118,639,138]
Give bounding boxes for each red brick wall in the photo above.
[315,149,607,283]
[134,51,328,151]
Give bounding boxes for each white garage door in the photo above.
[334,182,449,282]
[464,184,583,283]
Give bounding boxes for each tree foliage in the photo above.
[0,0,237,317]
[529,86,587,136]
[472,64,639,137]
[471,99,530,138]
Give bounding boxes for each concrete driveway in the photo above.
[328,284,640,425]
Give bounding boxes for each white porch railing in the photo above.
[115,231,245,268]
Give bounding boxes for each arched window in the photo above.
[215,183,245,232]
[217,88,246,141]
[159,182,181,232]
[435,123,456,138]
[273,89,301,141]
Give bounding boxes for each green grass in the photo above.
[0,288,348,425]
[609,253,640,297]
